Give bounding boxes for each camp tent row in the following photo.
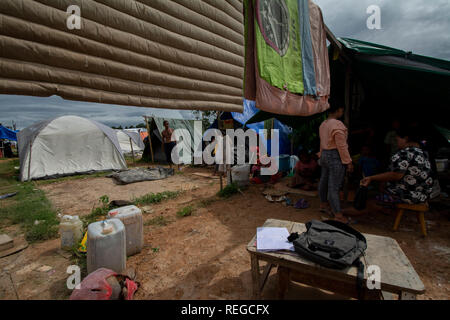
[143,117,202,164]
[116,129,145,155]
[17,115,200,181]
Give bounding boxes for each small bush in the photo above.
[177,206,194,217]
[217,183,239,198]
[81,195,112,228]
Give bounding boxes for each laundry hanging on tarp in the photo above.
[244,0,330,116]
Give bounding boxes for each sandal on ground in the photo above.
[319,207,334,217]
[331,216,357,225]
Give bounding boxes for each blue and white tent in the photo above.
[208,99,292,156]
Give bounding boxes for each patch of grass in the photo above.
[0,158,20,194]
[198,198,217,208]
[80,195,112,228]
[0,182,59,242]
[217,182,239,198]
[0,159,59,242]
[144,216,170,226]
[177,205,194,217]
[69,243,88,277]
[151,247,160,253]
[133,190,180,206]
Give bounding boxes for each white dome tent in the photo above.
[18,115,127,181]
[116,129,145,155]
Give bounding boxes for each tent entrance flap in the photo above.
[0,0,245,112]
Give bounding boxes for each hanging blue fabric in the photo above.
[0,125,18,141]
[298,0,317,96]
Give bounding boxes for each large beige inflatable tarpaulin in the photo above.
[0,0,244,112]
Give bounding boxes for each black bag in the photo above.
[353,186,368,210]
[288,220,367,297]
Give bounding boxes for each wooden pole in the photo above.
[343,68,352,203]
[344,67,351,127]
[144,116,154,163]
[324,24,350,64]
[129,137,135,166]
[27,142,32,182]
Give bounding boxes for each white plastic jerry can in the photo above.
[107,205,143,256]
[59,215,83,250]
[87,219,126,274]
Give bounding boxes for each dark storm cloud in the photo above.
[0,95,196,129]
[315,0,450,60]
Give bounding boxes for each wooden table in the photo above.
[247,219,425,300]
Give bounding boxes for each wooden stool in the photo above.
[393,203,429,236]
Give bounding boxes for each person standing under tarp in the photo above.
[162,120,177,169]
[317,105,354,224]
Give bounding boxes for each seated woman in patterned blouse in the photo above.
[360,125,433,203]
[344,125,433,217]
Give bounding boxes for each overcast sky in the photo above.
[1,0,448,129]
[315,0,450,59]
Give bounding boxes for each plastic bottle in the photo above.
[59,215,83,250]
[107,205,143,256]
[87,219,126,274]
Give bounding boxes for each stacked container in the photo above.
[107,205,143,256]
[87,219,126,274]
[59,215,83,250]
[231,164,250,187]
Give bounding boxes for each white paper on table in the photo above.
[256,227,295,252]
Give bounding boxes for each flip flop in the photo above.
[340,217,358,225]
[319,207,334,217]
[294,198,309,209]
[285,198,293,206]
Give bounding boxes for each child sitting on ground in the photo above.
[289,150,318,190]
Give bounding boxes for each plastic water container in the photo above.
[436,159,448,172]
[231,164,250,186]
[278,154,290,172]
[107,205,143,256]
[59,215,83,250]
[87,219,126,274]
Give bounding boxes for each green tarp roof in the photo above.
[247,37,450,128]
[329,38,450,127]
[338,38,450,76]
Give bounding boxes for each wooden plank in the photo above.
[192,172,220,179]
[260,263,274,292]
[277,266,290,299]
[400,291,417,300]
[247,219,425,295]
[272,184,318,197]
[363,234,425,294]
[288,269,381,300]
[250,253,261,299]
[0,234,13,251]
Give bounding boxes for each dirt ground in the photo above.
[1,167,449,300]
